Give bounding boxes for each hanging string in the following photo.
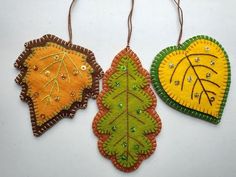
[126,0,134,47]
[68,0,77,43]
[173,0,184,45]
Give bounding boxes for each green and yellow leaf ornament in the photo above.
[151,35,230,124]
[93,47,162,172]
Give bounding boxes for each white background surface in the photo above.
[0,0,236,177]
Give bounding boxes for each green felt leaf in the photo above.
[93,48,161,172]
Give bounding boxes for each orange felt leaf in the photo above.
[15,34,103,136]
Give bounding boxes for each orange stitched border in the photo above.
[92,47,162,172]
[15,34,104,136]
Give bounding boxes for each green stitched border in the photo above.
[150,35,231,124]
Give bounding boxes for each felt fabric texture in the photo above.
[93,47,162,172]
[25,42,94,125]
[15,34,104,136]
[151,35,230,124]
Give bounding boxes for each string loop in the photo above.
[68,0,77,43]
[127,0,134,47]
[173,0,184,45]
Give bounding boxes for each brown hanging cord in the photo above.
[173,0,184,45]
[68,0,77,43]
[126,0,134,47]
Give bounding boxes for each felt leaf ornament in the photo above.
[93,47,161,172]
[151,35,230,124]
[15,34,103,136]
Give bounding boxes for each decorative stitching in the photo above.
[151,35,231,124]
[93,47,161,172]
[14,34,104,136]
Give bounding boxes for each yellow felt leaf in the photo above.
[158,38,229,118]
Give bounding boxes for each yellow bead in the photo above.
[44,70,50,77]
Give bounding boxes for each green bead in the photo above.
[132,84,138,90]
[136,109,142,114]
[115,82,120,87]
[134,144,139,150]
[131,127,136,132]
[121,155,127,160]
[118,103,123,108]
[120,65,127,71]
[122,142,127,147]
[111,126,117,131]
